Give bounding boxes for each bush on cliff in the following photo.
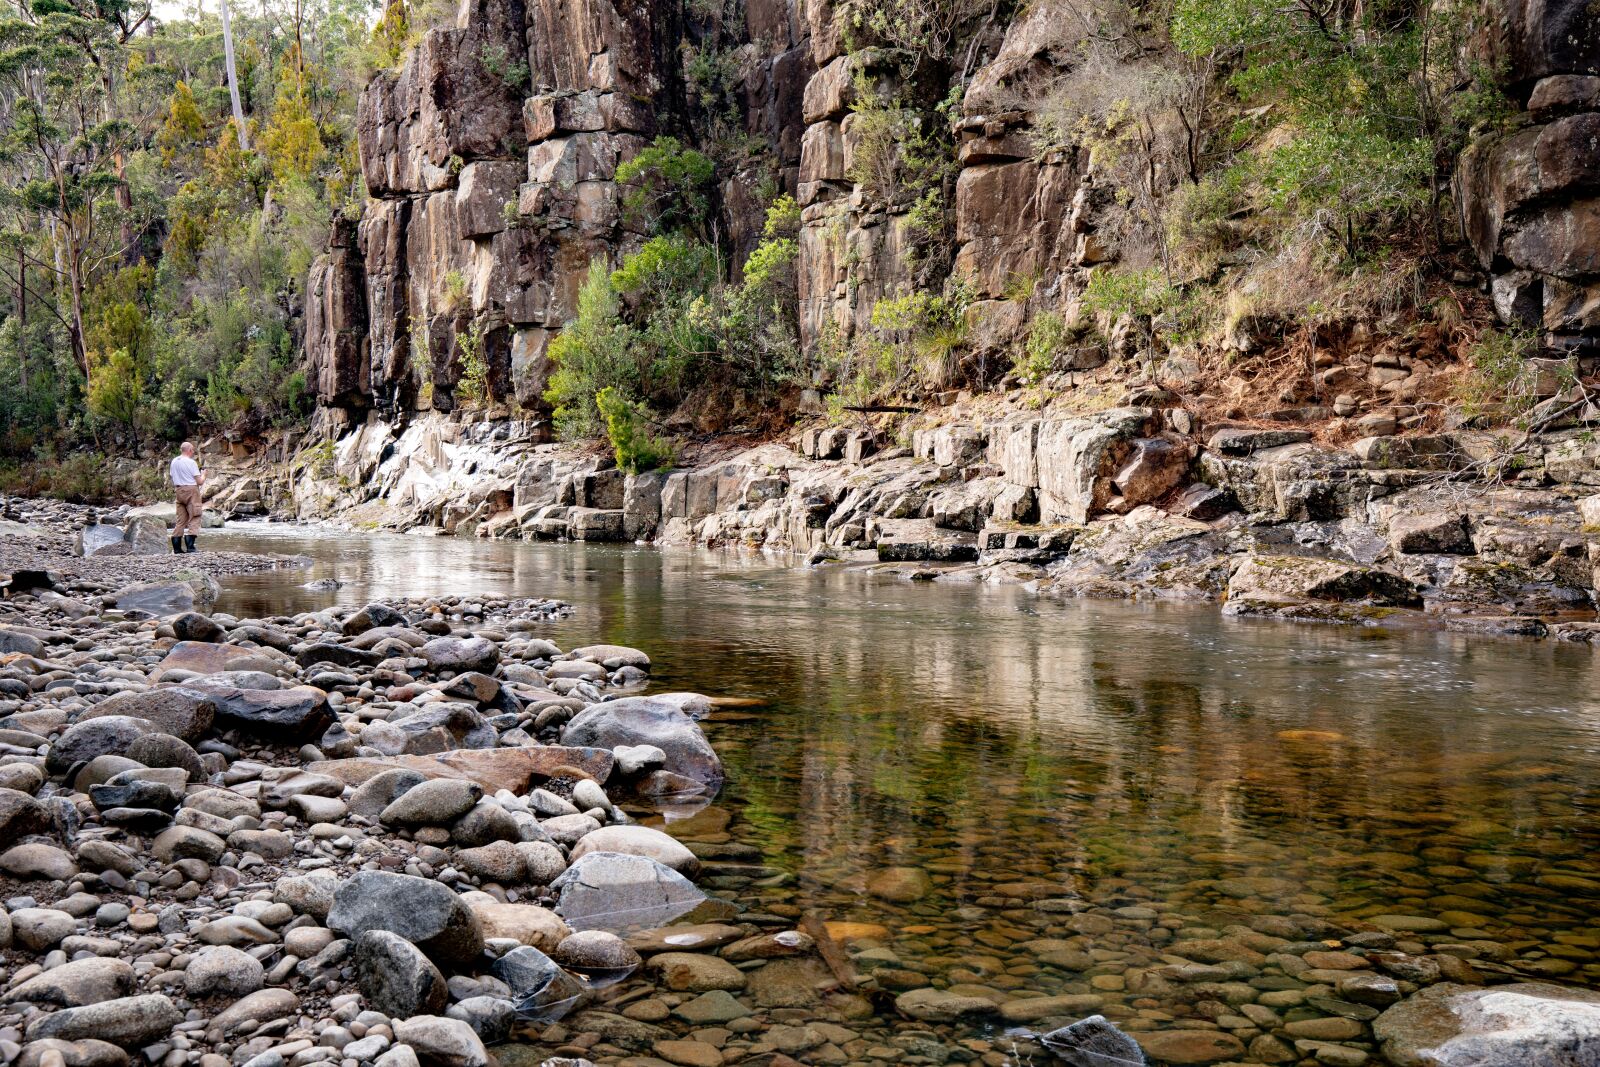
[545,195,803,440]
[596,387,677,473]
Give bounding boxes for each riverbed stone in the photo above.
[156,641,279,676]
[422,637,501,674]
[0,787,48,839]
[80,688,215,741]
[896,988,996,1022]
[210,989,300,1035]
[562,697,723,789]
[459,896,570,950]
[355,929,449,1017]
[647,953,747,992]
[391,1016,488,1067]
[380,778,483,825]
[489,945,585,1015]
[327,870,484,967]
[45,716,155,773]
[12,909,77,951]
[273,870,339,920]
[185,946,265,996]
[866,866,932,902]
[1374,981,1600,1066]
[0,843,78,881]
[570,825,700,875]
[24,994,181,1047]
[1040,1016,1146,1067]
[2,957,133,1008]
[1132,1030,1246,1064]
[183,681,334,735]
[550,852,707,931]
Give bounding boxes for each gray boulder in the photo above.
[422,637,500,674]
[380,779,482,826]
[349,768,428,821]
[125,734,206,782]
[342,603,408,635]
[181,681,333,736]
[0,628,44,656]
[550,853,706,933]
[561,698,723,789]
[1374,982,1600,1067]
[24,994,180,1047]
[355,929,448,1017]
[46,716,155,774]
[0,787,49,840]
[2,957,134,1007]
[80,688,215,741]
[488,945,585,1020]
[447,996,516,1043]
[327,871,483,968]
[171,612,226,642]
[185,946,265,996]
[76,523,126,557]
[391,1016,487,1067]
[1040,1015,1146,1067]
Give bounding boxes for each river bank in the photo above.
[185,400,1600,644]
[3,580,1600,1067]
[7,513,1600,1064]
[0,499,300,610]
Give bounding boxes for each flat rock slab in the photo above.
[157,642,283,677]
[182,681,333,736]
[309,746,615,793]
[1374,981,1600,1067]
[24,993,180,1047]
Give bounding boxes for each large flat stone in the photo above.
[308,745,615,793]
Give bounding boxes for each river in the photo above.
[210,523,1600,1046]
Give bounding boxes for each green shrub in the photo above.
[1018,311,1069,386]
[1458,327,1564,421]
[615,137,716,236]
[596,387,676,473]
[456,319,490,408]
[544,261,637,439]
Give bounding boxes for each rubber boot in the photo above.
[183,535,197,554]
[171,535,184,554]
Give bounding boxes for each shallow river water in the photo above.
[210,523,1600,1057]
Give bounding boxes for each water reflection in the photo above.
[213,524,1600,995]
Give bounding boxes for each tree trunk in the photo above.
[16,245,26,392]
[220,0,250,152]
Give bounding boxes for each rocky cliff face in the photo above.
[1458,0,1600,354]
[305,0,1600,424]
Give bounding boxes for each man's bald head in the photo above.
[180,441,196,456]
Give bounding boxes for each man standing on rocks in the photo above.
[169,441,206,554]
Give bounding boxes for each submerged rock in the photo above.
[1040,1015,1146,1066]
[550,852,707,932]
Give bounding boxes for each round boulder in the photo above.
[570,825,700,877]
[185,946,264,996]
[46,716,156,774]
[560,698,723,790]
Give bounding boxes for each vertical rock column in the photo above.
[1458,0,1600,356]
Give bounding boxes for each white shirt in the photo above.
[170,456,201,487]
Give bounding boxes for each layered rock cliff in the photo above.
[306,0,1599,425]
[1458,0,1600,353]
